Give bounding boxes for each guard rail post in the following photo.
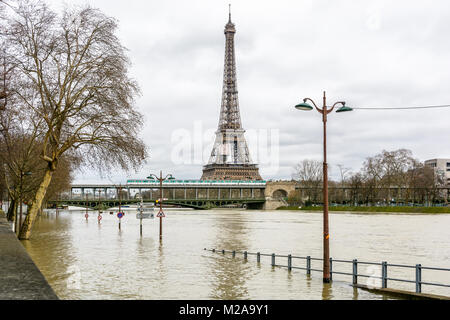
[352,259,358,285]
[416,264,422,293]
[306,256,311,276]
[382,261,387,289]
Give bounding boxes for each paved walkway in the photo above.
[0,211,58,300]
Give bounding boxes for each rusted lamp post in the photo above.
[147,171,175,240]
[295,91,352,283]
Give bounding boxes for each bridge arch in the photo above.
[272,189,288,199]
[263,181,297,210]
[264,181,297,199]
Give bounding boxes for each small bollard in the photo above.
[382,261,388,288]
[244,251,248,260]
[232,250,236,258]
[222,249,225,254]
[257,252,261,263]
[288,255,292,271]
[271,253,275,267]
[415,264,422,293]
[352,259,358,285]
[306,256,311,276]
[329,258,333,281]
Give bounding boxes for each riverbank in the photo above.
[0,210,58,300]
[276,205,450,214]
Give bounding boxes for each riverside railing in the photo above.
[204,248,450,296]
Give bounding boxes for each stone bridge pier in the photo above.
[263,181,297,210]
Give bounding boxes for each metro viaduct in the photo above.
[50,180,273,210]
[48,198,266,210]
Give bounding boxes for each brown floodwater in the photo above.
[20,209,450,300]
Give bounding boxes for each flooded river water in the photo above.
[20,209,450,300]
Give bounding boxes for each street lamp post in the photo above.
[295,91,352,283]
[147,171,175,240]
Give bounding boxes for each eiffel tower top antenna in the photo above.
[229,4,231,22]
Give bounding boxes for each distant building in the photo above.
[424,158,450,186]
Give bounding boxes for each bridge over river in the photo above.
[50,180,297,210]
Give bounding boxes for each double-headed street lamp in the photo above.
[147,171,175,240]
[295,91,352,283]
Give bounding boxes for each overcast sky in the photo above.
[44,0,450,184]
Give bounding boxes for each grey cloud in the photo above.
[44,0,450,184]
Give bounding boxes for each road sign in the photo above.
[98,215,102,221]
[136,213,154,219]
[117,212,124,219]
[138,207,154,213]
[156,211,165,218]
[85,213,89,219]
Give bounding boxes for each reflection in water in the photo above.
[21,211,78,298]
[352,286,359,300]
[22,209,450,300]
[155,239,168,295]
[322,283,333,300]
[209,212,252,299]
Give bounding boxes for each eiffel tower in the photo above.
[201,9,262,181]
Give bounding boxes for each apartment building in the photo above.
[425,158,450,186]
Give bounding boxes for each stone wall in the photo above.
[263,181,297,210]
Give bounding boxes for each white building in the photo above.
[424,158,450,186]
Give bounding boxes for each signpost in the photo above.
[139,197,143,236]
[117,184,124,230]
[117,211,124,230]
[147,171,175,240]
[136,212,153,219]
[137,198,155,236]
[156,210,165,218]
[85,194,89,221]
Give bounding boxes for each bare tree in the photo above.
[363,149,416,204]
[335,164,351,203]
[3,1,147,239]
[293,159,323,203]
[336,164,351,185]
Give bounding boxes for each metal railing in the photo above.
[205,248,450,295]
